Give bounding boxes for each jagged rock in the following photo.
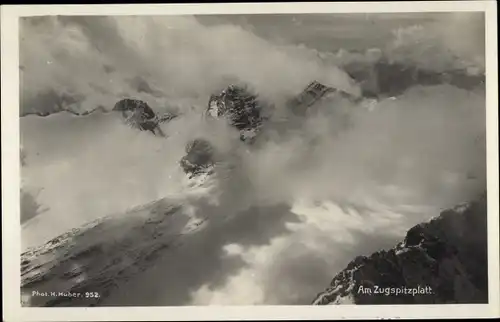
[286,81,361,116]
[206,84,264,142]
[113,98,176,137]
[312,193,488,305]
[112,98,159,133]
[287,81,337,116]
[179,139,216,178]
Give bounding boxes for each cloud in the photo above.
[20,15,357,116]
[20,13,487,305]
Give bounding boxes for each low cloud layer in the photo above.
[20,13,486,305]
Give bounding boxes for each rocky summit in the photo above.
[286,80,361,117]
[206,84,264,142]
[312,192,488,305]
[287,81,338,116]
[113,98,176,137]
[179,139,216,178]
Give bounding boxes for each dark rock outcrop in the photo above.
[312,193,488,305]
[287,81,337,116]
[286,81,361,117]
[206,84,264,142]
[179,139,216,178]
[113,98,176,137]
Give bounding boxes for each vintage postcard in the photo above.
[2,1,499,321]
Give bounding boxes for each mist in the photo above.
[20,13,486,305]
[20,15,359,116]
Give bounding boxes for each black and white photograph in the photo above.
[2,1,499,320]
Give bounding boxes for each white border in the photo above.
[2,2,498,321]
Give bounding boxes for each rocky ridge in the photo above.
[206,84,265,143]
[179,84,267,179]
[287,80,361,116]
[343,59,485,99]
[312,192,488,305]
[21,200,189,307]
[180,81,340,178]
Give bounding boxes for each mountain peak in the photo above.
[312,193,488,305]
[112,98,177,137]
[206,84,264,142]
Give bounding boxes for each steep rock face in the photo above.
[312,193,488,305]
[179,139,216,178]
[286,81,361,116]
[113,98,176,137]
[287,81,337,116]
[206,84,264,142]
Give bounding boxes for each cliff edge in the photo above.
[312,193,488,305]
